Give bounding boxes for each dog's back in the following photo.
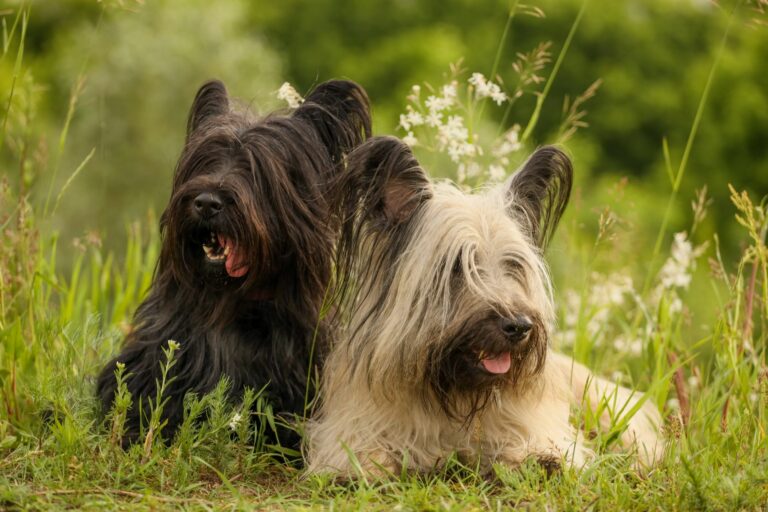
[97,79,371,449]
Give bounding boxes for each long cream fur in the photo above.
[307,149,663,478]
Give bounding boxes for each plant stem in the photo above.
[641,0,741,296]
[520,0,588,143]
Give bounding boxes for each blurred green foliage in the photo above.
[5,0,282,247]
[2,0,766,262]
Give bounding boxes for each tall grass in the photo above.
[1,2,766,510]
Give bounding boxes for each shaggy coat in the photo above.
[307,137,662,477]
[97,79,371,449]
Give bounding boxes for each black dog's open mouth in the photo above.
[202,232,226,262]
[199,231,249,278]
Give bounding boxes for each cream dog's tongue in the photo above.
[481,352,511,374]
[218,234,249,278]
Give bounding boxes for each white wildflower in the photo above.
[490,88,508,105]
[442,82,458,102]
[405,109,424,128]
[592,272,634,308]
[488,164,507,182]
[666,398,680,410]
[493,125,523,157]
[687,375,699,389]
[611,371,625,382]
[425,110,443,127]
[437,115,476,163]
[586,313,606,339]
[407,84,421,102]
[167,340,180,351]
[465,161,482,178]
[468,72,507,105]
[277,82,304,108]
[425,94,452,113]
[457,164,467,183]
[669,296,683,315]
[562,290,581,328]
[560,272,635,349]
[612,335,642,355]
[418,81,458,115]
[613,336,628,352]
[229,412,242,431]
[444,115,467,136]
[399,114,411,131]
[402,131,418,147]
[658,232,707,291]
[468,73,485,87]
[447,141,478,163]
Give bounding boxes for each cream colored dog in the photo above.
[307,137,662,478]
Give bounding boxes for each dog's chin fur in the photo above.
[425,309,548,422]
[306,137,663,478]
[96,79,370,450]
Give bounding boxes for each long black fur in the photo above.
[96,79,370,449]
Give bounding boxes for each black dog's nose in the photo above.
[193,192,223,219]
[500,314,532,342]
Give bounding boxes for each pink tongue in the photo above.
[217,234,249,278]
[481,352,512,374]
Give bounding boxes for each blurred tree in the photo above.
[255,0,767,253]
[34,0,282,248]
[5,0,765,260]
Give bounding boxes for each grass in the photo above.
[2,3,768,511]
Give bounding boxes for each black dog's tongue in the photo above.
[217,234,249,278]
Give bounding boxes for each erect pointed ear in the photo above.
[506,146,573,249]
[293,79,372,167]
[186,80,229,139]
[340,136,431,227]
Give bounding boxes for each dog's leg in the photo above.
[307,417,401,480]
[488,375,592,472]
[549,351,663,467]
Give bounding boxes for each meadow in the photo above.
[1,1,767,510]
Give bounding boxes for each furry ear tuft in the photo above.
[341,136,431,226]
[506,146,573,249]
[293,80,372,167]
[331,136,432,314]
[186,80,229,139]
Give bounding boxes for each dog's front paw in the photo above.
[359,449,399,480]
[535,455,561,476]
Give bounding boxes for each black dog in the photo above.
[97,79,370,449]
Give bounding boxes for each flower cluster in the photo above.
[653,231,708,314]
[228,411,242,431]
[658,232,706,290]
[276,82,303,109]
[556,272,637,351]
[556,229,708,366]
[397,72,520,185]
[399,81,481,166]
[468,72,507,105]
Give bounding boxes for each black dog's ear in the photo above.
[186,80,229,139]
[293,80,372,166]
[506,146,573,249]
[341,136,432,227]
